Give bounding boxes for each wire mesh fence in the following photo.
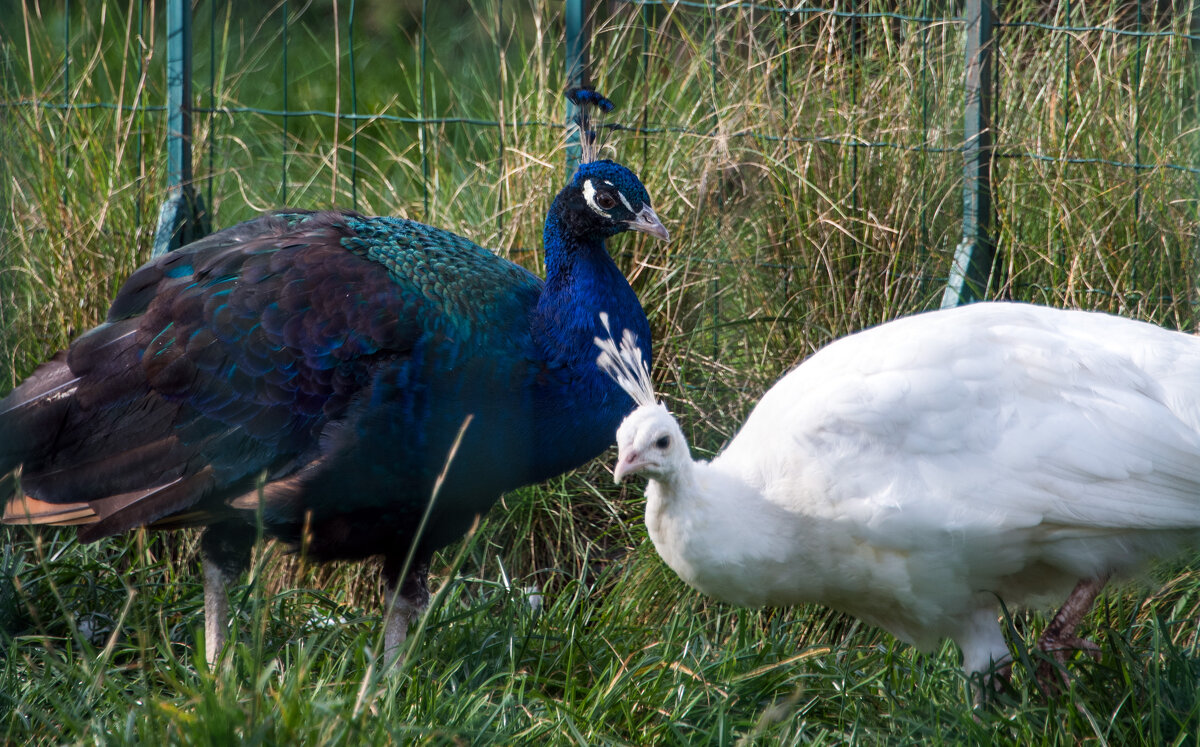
[2,0,1199,426]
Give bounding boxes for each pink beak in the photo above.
[613,450,647,483]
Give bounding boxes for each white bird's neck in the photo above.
[643,459,829,608]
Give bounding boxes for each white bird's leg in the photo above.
[383,560,430,666]
[960,607,1015,705]
[1036,574,1110,694]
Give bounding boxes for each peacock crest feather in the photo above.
[567,87,615,165]
[595,312,656,408]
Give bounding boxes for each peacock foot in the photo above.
[1035,632,1101,696]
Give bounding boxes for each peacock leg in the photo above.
[199,522,256,667]
[958,607,1015,705]
[1036,575,1109,694]
[382,559,430,665]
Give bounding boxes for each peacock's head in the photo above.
[558,160,669,242]
[593,311,685,483]
[613,402,688,483]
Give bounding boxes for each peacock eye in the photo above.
[655,435,671,450]
[596,193,618,210]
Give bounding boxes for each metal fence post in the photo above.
[152,0,208,257]
[565,0,586,176]
[942,0,996,308]
[1192,0,1200,317]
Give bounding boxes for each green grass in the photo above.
[3,0,1200,743]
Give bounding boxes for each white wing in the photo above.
[719,302,1200,543]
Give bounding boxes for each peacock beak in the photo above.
[627,206,669,242]
[613,450,649,483]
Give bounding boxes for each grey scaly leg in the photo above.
[1036,574,1109,694]
[199,522,255,667]
[383,560,430,665]
[202,551,231,667]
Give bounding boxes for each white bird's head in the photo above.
[594,312,691,484]
[613,403,688,483]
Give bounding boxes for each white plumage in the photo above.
[599,302,1200,683]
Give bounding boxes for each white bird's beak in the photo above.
[627,206,669,242]
[613,450,649,483]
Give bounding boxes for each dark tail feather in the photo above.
[0,473,15,504]
[79,465,216,540]
[0,352,79,478]
[20,435,185,502]
[2,317,186,505]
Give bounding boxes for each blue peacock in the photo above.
[0,89,666,663]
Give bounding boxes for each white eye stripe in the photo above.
[618,192,633,212]
[582,178,612,218]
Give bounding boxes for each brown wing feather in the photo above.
[77,466,217,541]
[3,494,98,526]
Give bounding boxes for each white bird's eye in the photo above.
[655,435,671,450]
[596,192,618,210]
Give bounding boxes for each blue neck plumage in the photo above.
[537,195,651,371]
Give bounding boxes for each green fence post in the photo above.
[565,0,586,176]
[1192,0,1200,318]
[941,0,996,308]
[153,0,208,257]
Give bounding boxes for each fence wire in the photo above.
[2,0,1200,406]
